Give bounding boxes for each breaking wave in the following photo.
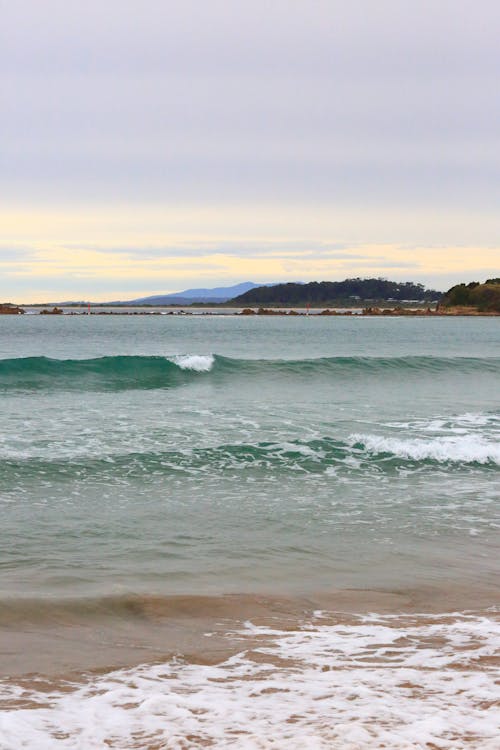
[0,354,498,391]
[1,433,498,487]
[349,433,500,465]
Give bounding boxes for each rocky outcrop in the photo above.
[40,307,64,315]
[435,305,500,316]
[362,306,437,316]
[0,303,25,314]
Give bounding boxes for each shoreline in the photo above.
[2,584,499,680]
[1,588,499,749]
[2,303,499,316]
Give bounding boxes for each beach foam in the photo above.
[1,611,499,749]
[350,433,500,465]
[169,354,215,372]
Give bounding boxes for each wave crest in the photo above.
[169,354,215,371]
[0,354,498,391]
[349,433,500,465]
[1,433,498,486]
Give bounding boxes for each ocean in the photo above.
[0,314,499,748]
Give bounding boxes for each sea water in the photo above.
[0,315,498,748]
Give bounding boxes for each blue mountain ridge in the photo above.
[113,282,279,305]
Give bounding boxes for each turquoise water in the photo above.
[0,315,499,598]
[1,315,499,748]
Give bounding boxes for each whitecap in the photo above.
[350,433,500,465]
[169,354,215,372]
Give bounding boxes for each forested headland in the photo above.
[230,278,442,306]
[439,279,500,313]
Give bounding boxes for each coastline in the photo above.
[2,303,499,316]
[1,587,499,749]
[2,583,499,679]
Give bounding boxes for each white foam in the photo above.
[350,433,500,465]
[169,354,215,372]
[268,441,324,458]
[383,413,500,437]
[386,413,498,429]
[1,612,499,749]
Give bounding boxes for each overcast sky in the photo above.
[1,0,499,300]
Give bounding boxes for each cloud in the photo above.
[1,1,499,299]
[1,234,497,302]
[0,246,43,261]
[53,240,372,261]
[2,1,499,210]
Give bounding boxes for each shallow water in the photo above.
[0,315,498,747]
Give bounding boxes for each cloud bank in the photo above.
[1,1,499,299]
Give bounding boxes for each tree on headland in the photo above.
[230,278,442,306]
[440,279,500,312]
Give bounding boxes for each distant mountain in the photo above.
[231,278,443,306]
[114,282,274,305]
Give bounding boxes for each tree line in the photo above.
[440,279,500,312]
[231,278,442,306]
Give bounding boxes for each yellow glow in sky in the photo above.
[1,204,499,302]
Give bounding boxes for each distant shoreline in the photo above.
[2,304,499,316]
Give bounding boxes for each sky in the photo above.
[1,0,499,301]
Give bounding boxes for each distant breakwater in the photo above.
[3,305,500,315]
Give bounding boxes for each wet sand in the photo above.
[1,586,499,749]
[1,584,499,680]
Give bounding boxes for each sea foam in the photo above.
[169,354,215,372]
[350,433,500,465]
[0,611,498,749]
